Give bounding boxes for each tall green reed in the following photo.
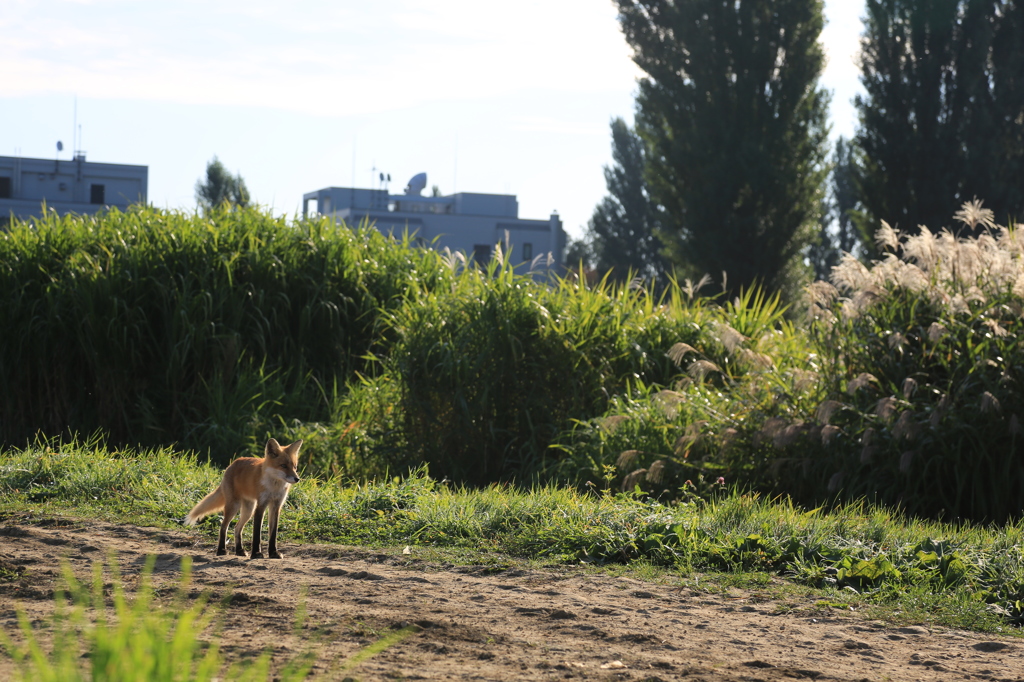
[0,206,447,464]
[384,252,718,484]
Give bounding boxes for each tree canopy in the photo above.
[616,0,830,296]
[808,137,864,279]
[585,117,667,282]
[195,157,251,211]
[855,0,1024,235]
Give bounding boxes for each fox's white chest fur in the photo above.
[259,466,292,506]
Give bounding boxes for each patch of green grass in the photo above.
[1,437,1023,633]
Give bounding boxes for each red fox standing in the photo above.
[184,438,302,559]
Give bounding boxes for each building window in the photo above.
[90,184,105,205]
[0,176,11,199]
[522,242,533,261]
[472,244,491,264]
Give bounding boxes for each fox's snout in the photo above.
[277,465,299,485]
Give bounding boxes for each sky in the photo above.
[2,0,866,240]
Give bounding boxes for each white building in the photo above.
[303,173,565,269]
[0,153,148,226]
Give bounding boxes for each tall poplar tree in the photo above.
[615,0,830,296]
[586,117,667,281]
[855,0,1024,235]
[988,1,1024,222]
[809,137,864,279]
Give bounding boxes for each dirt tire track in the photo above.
[1,517,1022,681]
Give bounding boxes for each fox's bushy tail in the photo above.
[183,486,225,526]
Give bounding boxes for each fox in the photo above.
[184,438,302,559]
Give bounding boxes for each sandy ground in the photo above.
[1,514,1022,681]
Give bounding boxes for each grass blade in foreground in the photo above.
[0,555,315,682]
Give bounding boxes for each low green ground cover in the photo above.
[2,438,1021,629]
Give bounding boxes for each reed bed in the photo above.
[0,206,447,464]
[3,202,1023,521]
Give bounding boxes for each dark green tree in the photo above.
[990,1,1024,222]
[195,156,250,211]
[832,137,862,255]
[615,0,830,296]
[855,0,1024,236]
[586,117,667,281]
[563,234,595,269]
[808,137,864,279]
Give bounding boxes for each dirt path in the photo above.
[1,515,1022,681]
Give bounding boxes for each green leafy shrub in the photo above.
[275,373,411,479]
[548,286,823,496]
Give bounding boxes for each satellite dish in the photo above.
[57,141,64,152]
[405,172,427,196]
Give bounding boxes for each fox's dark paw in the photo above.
[216,548,227,556]
[250,551,264,559]
[235,549,247,557]
[269,551,283,559]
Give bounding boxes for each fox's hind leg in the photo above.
[267,501,284,559]
[234,499,256,556]
[217,498,242,556]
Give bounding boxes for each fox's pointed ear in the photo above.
[285,439,303,458]
[265,438,282,457]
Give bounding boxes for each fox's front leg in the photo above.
[250,503,266,559]
[267,503,284,559]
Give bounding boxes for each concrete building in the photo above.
[303,173,565,270]
[0,153,148,226]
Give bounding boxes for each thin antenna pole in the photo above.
[72,95,77,157]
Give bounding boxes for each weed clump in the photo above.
[792,204,1024,521]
